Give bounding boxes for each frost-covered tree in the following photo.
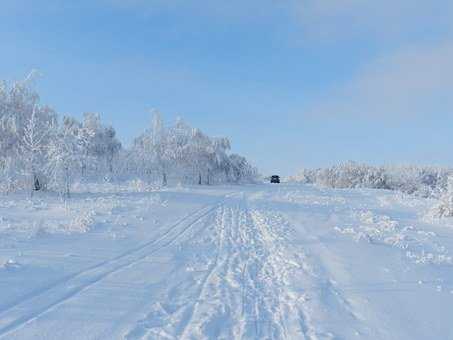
[130,110,167,184]
[291,162,451,198]
[47,117,83,200]
[78,112,121,178]
[0,73,258,193]
[20,106,55,193]
[128,112,257,186]
[187,128,212,184]
[152,111,171,186]
[0,73,57,192]
[433,177,453,218]
[151,109,164,146]
[227,154,258,183]
[104,126,122,173]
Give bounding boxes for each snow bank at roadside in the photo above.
[0,258,21,270]
[0,190,164,238]
[335,209,453,266]
[71,179,162,194]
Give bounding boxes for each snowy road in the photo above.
[1,184,453,339]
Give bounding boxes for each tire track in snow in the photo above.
[138,193,309,339]
[0,203,206,315]
[0,195,234,339]
[239,203,299,339]
[177,202,253,339]
[123,202,231,340]
[177,205,228,340]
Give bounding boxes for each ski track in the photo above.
[0,195,232,339]
[2,185,451,339]
[126,193,311,340]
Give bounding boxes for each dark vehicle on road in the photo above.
[270,175,280,183]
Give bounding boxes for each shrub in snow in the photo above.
[290,162,451,198]
[431,177,453,218]
[67,211,95,233]
[336,210,453,265]
[128,179,160,192]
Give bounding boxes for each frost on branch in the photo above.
[0,74,258,195]
[291,161,450,198]
[431,177,453,218]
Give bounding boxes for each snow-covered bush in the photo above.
[67,211,95,233]
[290,162,451,198]
[431,177,453,218]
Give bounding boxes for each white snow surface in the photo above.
[0,183,452,339]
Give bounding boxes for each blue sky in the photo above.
[1,0,453,176]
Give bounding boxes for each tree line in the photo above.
[291,161,452,198]
[0,74,258,197]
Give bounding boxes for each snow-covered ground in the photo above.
[0,183,452,339]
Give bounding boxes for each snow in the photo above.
[1,78,258,196]
[0,183,453,339]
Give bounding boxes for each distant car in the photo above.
[270,175,280,183]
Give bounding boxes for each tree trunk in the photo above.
[33,174,41,191]
[64,167,71,200]
[162,172,167,186]
[198,173,202,185]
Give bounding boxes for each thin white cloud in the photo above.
[309,42,453,117]
[297,0,453,41]
[102,1,453,48]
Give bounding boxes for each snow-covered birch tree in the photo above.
[47,117,82,200]
[20,106,52,194]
